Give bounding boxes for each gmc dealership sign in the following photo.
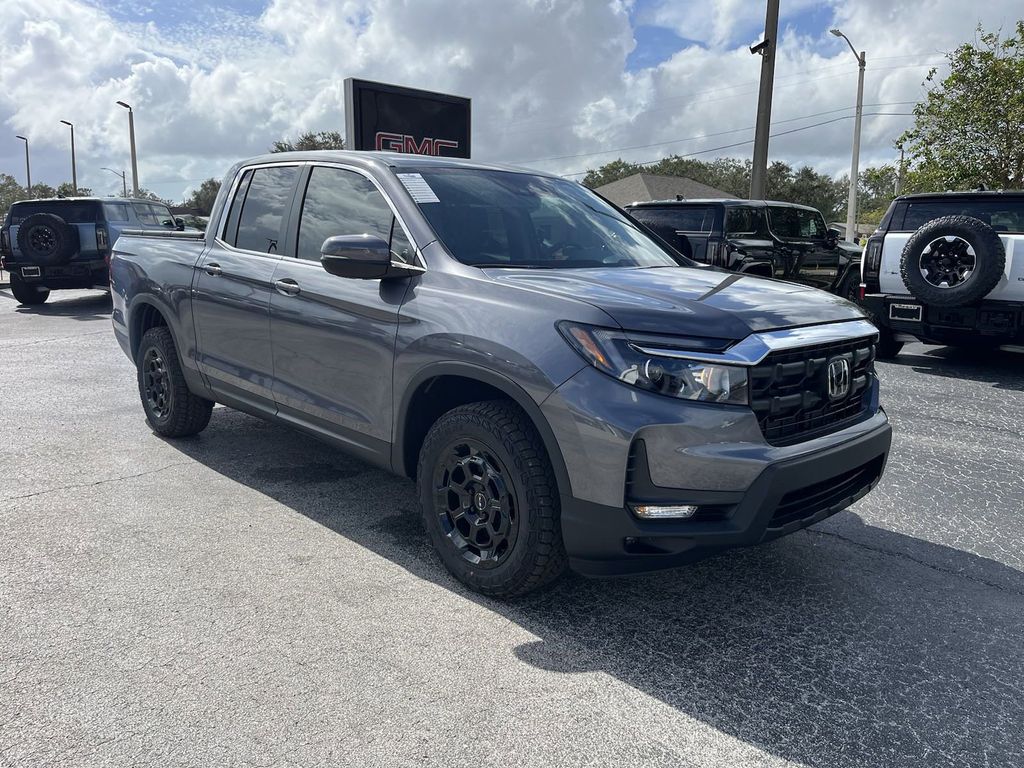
[344,78,471,159]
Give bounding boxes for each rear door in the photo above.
[268,164,416,461]
[191,163,301,413]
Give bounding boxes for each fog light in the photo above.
[631,504,698,519]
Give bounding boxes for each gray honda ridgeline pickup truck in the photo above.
[111,151,891,597]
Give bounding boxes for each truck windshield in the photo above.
[398,167,682,269]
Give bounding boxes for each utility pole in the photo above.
[749,0,780,200]
[832,28,866,243]
[60,120,77,194]
[15,135,31,196]
[102,167,128,197]
[117,101,140,196]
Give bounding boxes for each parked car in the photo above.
[0,197,184,305]
[625,199,863,299]
[859,190,1024,358]
[110,151,892,597]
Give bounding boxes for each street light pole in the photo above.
[15,135,31,196]
[101,167,128,197]
[749,0,780,199]
[832,29,866,243]
[116,101,140,196]
[60,120,77,194]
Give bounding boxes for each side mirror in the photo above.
[321,234,392,279]
[827,227,843,242]
[174,217,186,231]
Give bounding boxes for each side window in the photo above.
[726,207,767,237]
[296,166,414,263]
[235,166,299,254]
[103,202,130,222]
[222,170,253,245]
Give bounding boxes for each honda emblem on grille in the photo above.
[826,357,851,401]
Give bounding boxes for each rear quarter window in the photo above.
[898,199,1024,233]
[630,206,715,234]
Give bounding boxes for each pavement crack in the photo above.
[0,462,191,503]
[810,529,1024,596]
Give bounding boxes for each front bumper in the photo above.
[561,419,891,576]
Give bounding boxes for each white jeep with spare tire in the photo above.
[858,191,1024,358]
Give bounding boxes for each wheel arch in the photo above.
[128,297,175,362]
[393,362,572,497]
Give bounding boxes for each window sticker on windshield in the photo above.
[397,173,440,204]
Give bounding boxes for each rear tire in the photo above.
[136,326,213,437]
[417,400,567,597]
[10,274,49,305]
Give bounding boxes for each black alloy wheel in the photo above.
[27,224,58,258]
[416,400,567,597]
[135,326,213,437]
[434,438,520,568]
[919,235,976,288]
[142,346,172,422]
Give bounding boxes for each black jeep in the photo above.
[626,199,862,299]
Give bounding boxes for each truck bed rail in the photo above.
[119,229,205,240]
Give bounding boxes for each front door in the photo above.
[269,164,416,463]
[192,164,300,412]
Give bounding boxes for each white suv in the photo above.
[859,191,1024,357]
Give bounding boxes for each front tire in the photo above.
[136,326,213,437]
[417,400,567,597]
[10,275,49,305]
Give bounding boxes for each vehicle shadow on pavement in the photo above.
[881,344,1024,392]
[165,409,1024,768]
[0,290,112,321]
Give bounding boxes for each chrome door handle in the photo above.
[274,278,300,296]
[204,263,223,276]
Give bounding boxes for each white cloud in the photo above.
[0,0,1019,201]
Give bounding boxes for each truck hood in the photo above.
[483,266,867,340]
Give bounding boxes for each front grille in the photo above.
[769,455,885,529]
[751,335,876,446]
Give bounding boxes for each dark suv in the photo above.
[1,197,184,305]
[626,199,862,299]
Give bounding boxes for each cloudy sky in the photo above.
[0,0,1020,202]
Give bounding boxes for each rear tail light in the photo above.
[0,228,9,258]
[864,237,882,275]
[96,225,109,252]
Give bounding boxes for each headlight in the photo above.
[557,322,749,405]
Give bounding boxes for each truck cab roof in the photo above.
[626,198,823,213]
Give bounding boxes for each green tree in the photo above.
[55,182,93,198]
[29,183,56,199]
[271,130,345,152]
[582,155,846,218]
[184,178,221,215]
[900,20,1024,190]
[0,173,27,211]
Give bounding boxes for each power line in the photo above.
[560,112,914,177]
[517,102,917,165]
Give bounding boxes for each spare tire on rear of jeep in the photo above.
[899,215,1005,307]
[16,213,79,265]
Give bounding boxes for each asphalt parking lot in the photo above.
[1,288,1022,768]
